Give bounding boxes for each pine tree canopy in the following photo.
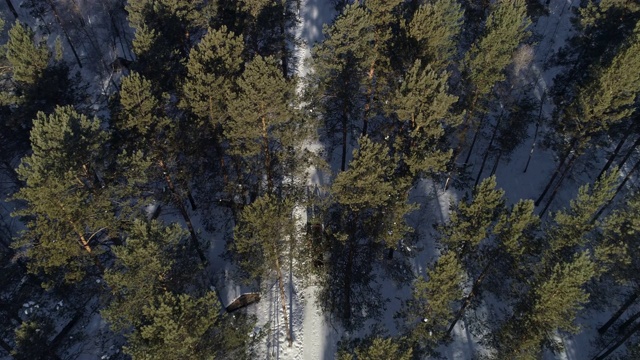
[409,0,464,73]
[182,26,244,126]
[441,176,505,251]
[5,21,50,85]
[12,106,112,283]
[102,220,187,331]
[332,136,396,212]
[232,194,295,281]
[465,0,531,103]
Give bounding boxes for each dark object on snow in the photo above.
[226,293,260,313]
[111,57,132,72]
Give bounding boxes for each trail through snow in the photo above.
[294,1,338,359]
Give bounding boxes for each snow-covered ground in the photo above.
[1,0,633,358]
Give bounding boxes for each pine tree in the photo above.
[312,3,373,171]
[544,170,618,265]
[4,21,49,86]
[359,0,403,135]
[447,0,531,187]
[102,220,189,331]
[11,317,55,360]
[408,0,464,73]
[124,291,231,360]
[126,0,214,91]
[181,26,244,127]
[401,251,464,355]
[225,55,299,194]
[339,337,413,360]
[464,0,531,109]
[12,106,112,284]
[392,60,459,177]
[232,194,295,345]
[440,176,505,256]
[114,72,206,263]
[537,26,640,208]
[495,252,596,358]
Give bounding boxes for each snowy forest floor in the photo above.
[1,0,638,359]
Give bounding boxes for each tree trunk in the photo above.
[446,259,493,336]
[463,113,486,167]
[535,138,577,206]
[474,112,502,187]
[614,135,640,173]
[279,0,288,78]
[594,156,640,221]
[598,131,632,179]
[274,255,292,346]
[187,189,197,211]
[262,116,273,192]
[598,289,640,335]
[46,0,83,68]
[524,93,545,173]
[362,48,377,137]
[343,240,355,320]
[158,160,207,264]
[490,151,502,176]
[593,321,640,360]
[539,153,577,218]
[341,102,349,172]
[5,0,18,18]
[387,247,394,260]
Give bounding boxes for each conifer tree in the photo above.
[312,3,373,171]
[358,0,403,135]
[440,176,505,257]
[408,0,464,73]
[114,72,206,263]
[447,0,531,187]
[12,106,112,284]
[126,0,214,91]
[332,136,414,247]
[401,251,464,355]
[4,21,49,86]
[102,220,189,332]
[11,317,55,360]
[392,60,459,177]
[232,194,295,345]
[495,252,596,358]
[537,27,640,208]
[181,26,244,127]
[225,55,299,194]
[124,291,234,360]
[339,337,413,360]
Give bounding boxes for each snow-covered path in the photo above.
[294,1,337,359]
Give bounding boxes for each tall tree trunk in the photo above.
[463,114,486,167]
[598,289,640,335]
[279,0,288,78]
[46,0,83,68]
[539,153,577,217]
[275,255,292,346]
[262,116,273,192]
[614,136,640,173]
[594,156,640,221]
[446,259,493,336]
[535,138,577,206]
[5,0,18,18]
[341,102,349,172]
[475,113,502,187]
[444,97,479,190]
[594,321,640,360]
[158,160,207,264]
[524,92,545,173]
[490,151,502,176]
[362,60,376,137]
[343,239,355,320]
[598,131,632,179]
